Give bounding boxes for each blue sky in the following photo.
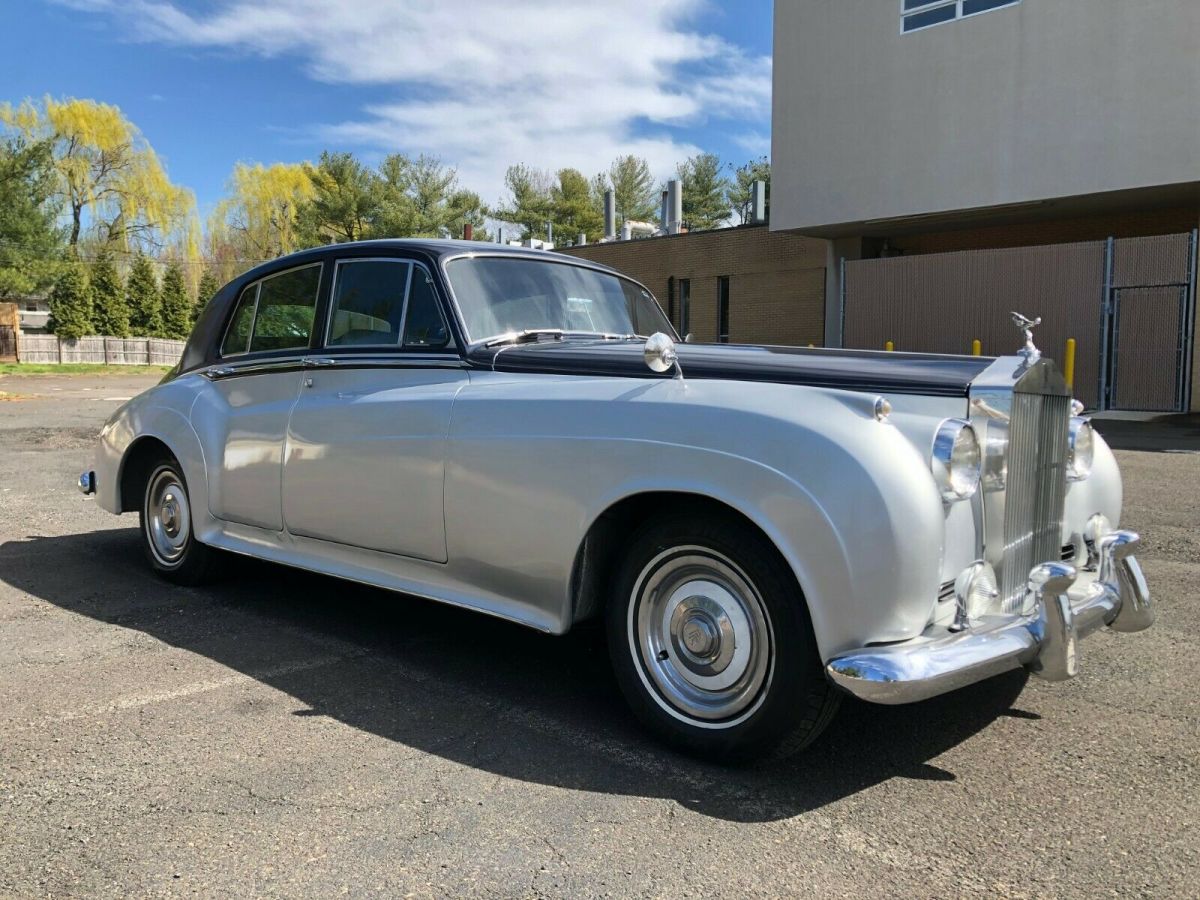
[2,1,773,218]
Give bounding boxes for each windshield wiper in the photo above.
[483,329,642,348]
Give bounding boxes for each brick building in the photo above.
[561,225,826,346]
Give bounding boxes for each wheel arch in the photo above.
[118,435,177,512]
[568,489,837,645]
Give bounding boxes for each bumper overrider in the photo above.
[826,528,1153,704]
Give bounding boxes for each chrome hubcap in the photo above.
[145,468,190,566]
[630,547,772,725]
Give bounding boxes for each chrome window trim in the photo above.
[324,257,452,352]
[437,251,676,347]
[202,352,466,380]
[219,261,324,359]
[220,282,259,357]
[900,0,1020,34]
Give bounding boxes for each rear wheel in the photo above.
[606,512,839,762]
[138,456,218,585]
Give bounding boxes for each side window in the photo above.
[326,259,451,350]
[402,266,450,348]
[221,284,258,356]
[328,260,410,347]
[248,264,321,353]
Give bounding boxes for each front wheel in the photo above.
[606,512,839,762]
[139,457,218,585]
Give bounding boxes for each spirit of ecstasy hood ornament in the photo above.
[1011,311,1042,362]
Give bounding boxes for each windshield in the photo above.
[445,256,674,343]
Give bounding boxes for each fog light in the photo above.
[950,560,999,631]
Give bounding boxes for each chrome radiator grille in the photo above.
[998,392,1070,613]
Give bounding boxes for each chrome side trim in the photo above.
[203,358,307,380]
[303,354,466,370]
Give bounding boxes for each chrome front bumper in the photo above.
[826,530,1152,705]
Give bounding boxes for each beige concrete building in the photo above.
[568,0,1200,411]
[776,0,1200,412]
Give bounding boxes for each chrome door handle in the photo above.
[305,357,337,367]
[203,366,235,380]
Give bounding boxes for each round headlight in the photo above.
[1067,417,1094,482]
[932,419,981,502]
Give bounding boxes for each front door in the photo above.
[281,258,464,562]
[192,263,323,531]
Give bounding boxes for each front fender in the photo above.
[447,374,949,658]
[94,384,208,519]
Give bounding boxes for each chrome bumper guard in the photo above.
[826,530,1152,705]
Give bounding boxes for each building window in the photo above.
[677,278,691,337]
[716,277,730,343]
[902,0,1018,33]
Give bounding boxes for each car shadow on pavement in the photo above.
[1,528,1034,824]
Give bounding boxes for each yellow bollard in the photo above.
[885,340,894,352]
[972,339,981,356]
[1063,338,1076,390]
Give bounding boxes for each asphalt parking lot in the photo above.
[1,371,1198,898]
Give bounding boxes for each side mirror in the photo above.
[644,332,681,378]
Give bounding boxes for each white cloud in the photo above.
[64,0,770,203]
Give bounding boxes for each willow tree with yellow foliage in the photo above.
[0,97,198,254]
[209,162,315,280]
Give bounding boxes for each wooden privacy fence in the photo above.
[16,334,186,366]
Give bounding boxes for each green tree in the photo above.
[160,260,192,338]
[728,157,771,225]
[551,168,604,243]
[676,153,731,231]
[88,249,129,336]
[194,269,220,324]
[0,137,64,296]
[48,260,92,339]
[605,155,657,225]
[495,164,554,240]
[1,97,197,252]
[211,161,315,259]
[126,253,161,336]
[297,150,380,246]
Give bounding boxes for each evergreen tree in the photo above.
[195,269,220,324]
[728,157,771,225]
[126,253,162,336]
[551,168,604,243]
[159,261,192,339]
[88,250,129,337]
[48,260,93,340]
[676,154,731,231]
[606,155,657,225]
[0,136,65,296]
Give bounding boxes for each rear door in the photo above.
[281,257,466,562]
[192,262,322,531]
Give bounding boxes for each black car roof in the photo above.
[234,238,623,283]
[176,239,631,376]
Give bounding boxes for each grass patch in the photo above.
[0,363,171,377]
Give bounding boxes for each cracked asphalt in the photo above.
[1,372,1197,897]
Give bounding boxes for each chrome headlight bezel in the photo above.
[931,418,982,503]
[1067,417,1094,482]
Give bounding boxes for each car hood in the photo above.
[468,341,993,398]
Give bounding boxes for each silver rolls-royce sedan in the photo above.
[79,240,1152,761]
